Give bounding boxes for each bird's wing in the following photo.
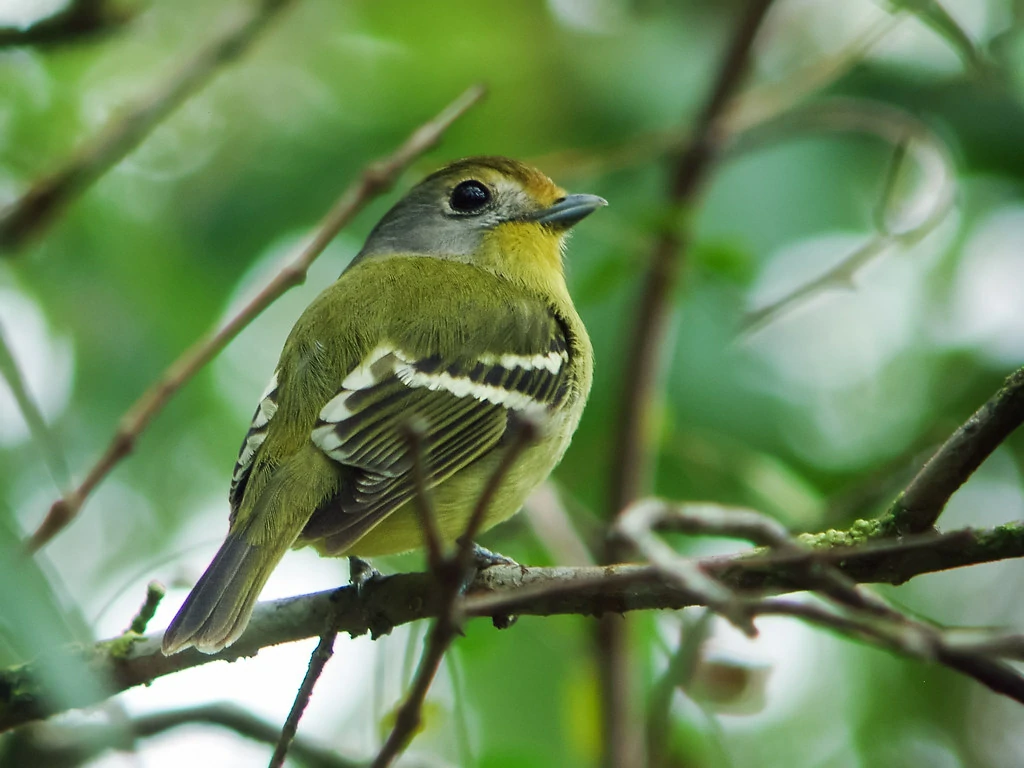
[228,372,280,517]
[299,329,572,550]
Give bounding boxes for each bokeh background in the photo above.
[3,0,1024,766]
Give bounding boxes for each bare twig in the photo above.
[602,4,777,765]
[617,502,757,635]
[1,703,359,768]
[0,0,301,252]
[0,0,135,48]
[269,592,345,768]
[618,500,891,632]
[454,417,539,573]
[0,319,69,492]
[370,611,452,768]
[609,0,776,520]
[619,499,1024,707]
[26,84,486,554]
[126,581,165,635]
[887,0,987,72]
[4,519,1024,733]
[405,421,444,572]
[372,423,539,768]
[886,365,1024,534]
[621,500,791,547]
[739,100,955,335]
[646,613,713,768]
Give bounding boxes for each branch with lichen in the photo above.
[3,519,1023,734]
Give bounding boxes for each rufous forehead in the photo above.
[469,167,564,206]
[432,157,565,206]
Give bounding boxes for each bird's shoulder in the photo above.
[299,255,564,362]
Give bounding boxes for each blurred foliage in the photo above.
[2,0,1024,766]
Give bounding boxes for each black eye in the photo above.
[449,180,491,213]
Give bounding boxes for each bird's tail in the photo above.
[161,449,338,656]
[160,529,269,655]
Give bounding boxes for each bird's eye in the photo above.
[449,180,491,213]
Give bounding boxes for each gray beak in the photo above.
[531,193,608,229]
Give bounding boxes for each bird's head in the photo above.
[355,156,606,293]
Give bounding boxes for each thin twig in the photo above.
[3,703,359,768]
[601,4,776,765]
[534,10,902,182]
[621,500,791,547]
[646,613,713,768]
[619,499,1024,708]
[622,500,925,627]
[126,580,166,635]
[370,612,454,768]
[886,365,1024,534]
[617,502,757,635]
[372,422,540,767]
[0,0,300,252]
[0,318,70,492]
[608,0,776,521]
[26,84,486,554]
[4,519,1024,733]
[268,591,345,768]
[405,420,444,571]
[739,100,955,335]
[887,0,987,72]
[454,417,539,573]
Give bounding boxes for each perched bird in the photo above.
[161,156,604,655]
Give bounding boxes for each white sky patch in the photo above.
[942,205,1024,364]
[0,0,66,27]
[744,222,955,470]
[747,231,927,392]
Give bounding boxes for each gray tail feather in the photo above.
[161,533,271,655]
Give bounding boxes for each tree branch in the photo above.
[370,421,538,768]
[4,520,1022,734]
[884,365,1024,535]
[614,499,1024,706]
[268,593,345,768]
[739,99,956,335]
[25,84,486,554]
[602,3,776,765]
[0,0,300,253]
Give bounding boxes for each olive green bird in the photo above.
[161,157,604,655]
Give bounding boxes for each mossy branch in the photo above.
[3,520,1023,734]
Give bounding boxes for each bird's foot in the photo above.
[469,543,519,571]
[463,543,520,630]
[348,556,382,598]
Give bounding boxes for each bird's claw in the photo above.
[348,556,382,598]
[469,543,519,571]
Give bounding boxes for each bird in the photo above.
[161,156,605,655]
